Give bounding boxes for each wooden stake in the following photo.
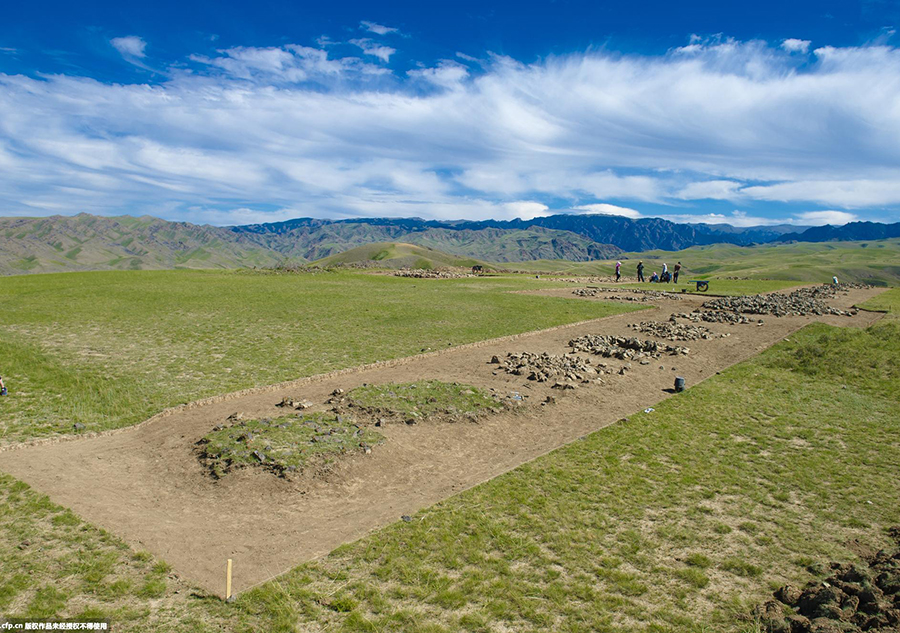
[225,559,233,601]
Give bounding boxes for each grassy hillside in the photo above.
[0,269,638,443]
[0,214,284,275]
[507,239,900,285]
[0,214,624,274]
[310,242,488,270]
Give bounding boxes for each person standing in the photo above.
[637,260,645,282]
[673,262,682,284]
[0,375,6,396]
[615,261,621,282]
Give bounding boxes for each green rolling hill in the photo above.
[505,239,900,285]
[310,242,489,270]
[0,214,282,275]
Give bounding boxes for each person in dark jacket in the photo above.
[673,262,682,284]
[637,261,645,282]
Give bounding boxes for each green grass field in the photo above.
[1,272,898,632]
[0,270,639,444]
[860,287,900,319]
[507,239,900,286]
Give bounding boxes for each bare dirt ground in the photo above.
[0,287,887,597]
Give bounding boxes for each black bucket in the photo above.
[674,377,685,393]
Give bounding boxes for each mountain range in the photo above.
[0,212,894,276]
[777,221,900,243]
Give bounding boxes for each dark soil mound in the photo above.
[754,529,900,632]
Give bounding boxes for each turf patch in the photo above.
[196,413,383,479]
[343,380,503,424]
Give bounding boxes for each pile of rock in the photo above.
[673,310,758,325]
[394,268,472,279]
[495,352,599,383]
[754,537,900,632]
[277,397,314,410]
[629,320,727,341]
[703,285,858,317]
[573,287,682,301]
[837,282,876,290]
[569,334,689,360]
[558,277,617,284]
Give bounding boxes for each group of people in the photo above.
[616,260,682,283]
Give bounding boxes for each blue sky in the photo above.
[2,0,900,227]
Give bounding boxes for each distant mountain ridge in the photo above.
[233,221,623,262]
[233,214,806,253]
[778,221,900,243]
[0,211,893,276]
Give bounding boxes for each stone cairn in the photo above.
[702,285,859,317]
[629,319,727,341]
[394,268,472,279]
[568,334,689,360]
[672,310,758,325]
[573,287,682,302]
[493,352,600,384]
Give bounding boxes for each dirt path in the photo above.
[0,288,886,597]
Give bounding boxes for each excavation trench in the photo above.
[0,288,886,596]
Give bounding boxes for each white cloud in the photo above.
[675,180,743,200]
[350,39,395,62]
[572,203,642,219]
[503,201,550,220]
[408,61,468,89]
[656,209,858,227]
[657,210,780,227]
[188,44,388,82]
[111,36,147,58]
[741,180,900,208]
[3,38,900,224]
[794,210,857,225]
[360,21,399,36]
[782,38,811,53]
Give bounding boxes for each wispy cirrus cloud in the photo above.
[349,39,396,62]
[360,21,399,36]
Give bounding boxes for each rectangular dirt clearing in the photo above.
[0,288,885,597]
